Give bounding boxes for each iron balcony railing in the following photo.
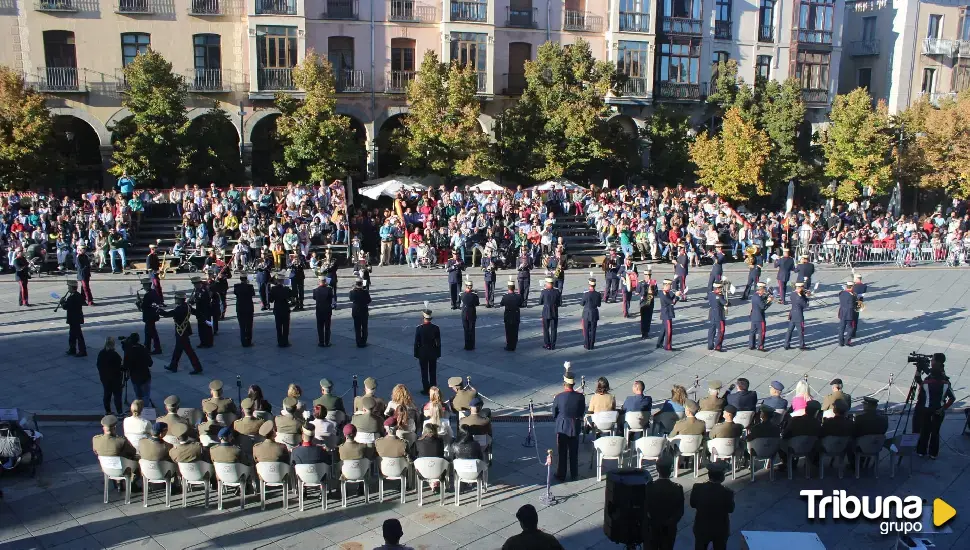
[188,68,228,91]
[475,71,487,93]
[506,7,537,28]
[36,67,83,92]
[661,16,702,35]
[849,39,880,56]
[255,0,296,15]
[389,0,436,22]
[116,0,152,13]
[336,69,367,92]
[959,41,970,57]
[35,0,78,11]
[922,38,959,57]
[620,77,650,97]
[758,24,774,42]
[917,90,958,105]
[714,20,732,40]
[385,70,415,93]
[564,10,602,32]
[655,80,706,100]
[503,72,525,95]
[257,68,295,90]
[794,28,833,45]
[189,0,221,15]
[802,88,829,103]
[618,11,650,32]
[451,1,486,22]
[323,0,358,19]
[115,69,131,92]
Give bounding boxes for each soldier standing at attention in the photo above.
[233,273,256,347]
[617,256,636,317]
[256,251,272,311]
[851,273,868,338]
[414,304,441,394]
[637,266,658,338]
[61,280,87,357]
[288,252,306,311]
[707,245,724,291]
[322,248,339,309]
[707,282,727,352]
[500,277,523,351]
[773,248,795,304]
[481,255,496,307]
[604,247,621,303]
[312,276,335,347]
[539,277,562,350]
[516,246,532,306]
[159,291,203,374]
[553,367,585,482]
[749,282,771,351]
[146,243,164,300]
[674,244,689,299]
[655,279,681,351]
[349,279,372,347]
[446,250,464,309]
[14,249,31,307]
[268,276,293,347]
[460,279,480,350]
[837,280,856,347]
[580,274,602,350]
[76,244,95,305]
[140,277,163,354]
[785,282,810,350]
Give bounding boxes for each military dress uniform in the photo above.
[202,381,238,421]
[740,255,762,300]
[516,252,532,306]
[140,280,163,353]
[288,255,305,311]
[61,282,87,356]
[14,254,30,306]
[707,287,727,351]
[700,383,726,412]
[208,276,223,335]
[851,280,868,338]
[209,439,249,465]
[785,284,810,349]
[139,436,174,462]
[76,250,95,305]
[581,278,602,350]
[674,247,689,296]
[414,313,441,392]
[617,260,637,317]
[481,256,496,307]
[349,282,372,347]
[837,283,856,346]
[446,256,465,309]
[655,283,680,351]
[146,245,164,298]
[92,417,137,459]
[460,283,480,350]
[233,276,256,347]
[749,286,770,350]
[322,253,339,308]
[539,280,562,349]
[190,280,214,348]
[553,374,585,481]
[604,251,621,302]
[794,257,815,289]
[159,294,203,374]
[500,279,523,350]
[773,252,795,304]
[312,279,335,346]
[255,256,273,310]
[268,280,293,347]
[637,274,658,338]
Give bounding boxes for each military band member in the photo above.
[460,279,480,350]
[674,244,689,299]
[14,249,30,307]
[773,248,795,304]
[312,276,335,347]
[76,245,94,306]
[213,259,230,320]
[146,243,164,300]
[414,305,441,394]
[785,282,809,350]
[189,276,214,348]
[553,246,566,292]
[553,368,585,482]
[159,292,203,374]
[707,282,727,352]
[288,253,305,311]
[61,280,87,357]
[140,277,163,354]
[707,244,724,291]
[581,275,602,350]
[255,251,273,311]
[637,266,658,338]
[656,279,681,351]
[268,276,292,347]
[740,245,762,300]
[545,252,559,292]
[233,273,255,347]
[207,273,222,337]
[516,246,532,306]
[353,251,371,290]
[617,257,637,317]
[539,277,562,350]
[851,273,867,338]
[837,280,857,347]
[749,282,771,351]
[447,250,465,309]
[603,248,621,302]
[321,248,339,309]
[501,277,523,351]
[349,279,371,347]
[794,254,815,289]
[481,255,496,307]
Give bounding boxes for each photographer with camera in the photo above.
[122,333,155,408]
[915,353,955,459]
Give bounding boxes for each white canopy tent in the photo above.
[357,176,427,200]
[527,179,587,192]
[468,180,505,192]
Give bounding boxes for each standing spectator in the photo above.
[117,172,136,200]
[122,333,154,408]
[643,456,685,550]
[375,518,414,550]
[108,228,127,274]
[690,461,735,550]
[502,504,564,550]
[97,337,124,416]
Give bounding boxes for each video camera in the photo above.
[907,352,933,376]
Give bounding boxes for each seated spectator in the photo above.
[450,426,484,460]
[168,422,210,464]
[709,405,742,440]
[291,424,330,465]
[281,383,306,417]
[620,380,653,418]
[253,422,289,463]
[726,378,757,411]
[745,406,781,441]
[375,422,409,460]
[137,422,173,463]
[353,376,386,416]
[351,396,382,435]
[458,398,492,437]
[274,398,303,438]
[209,427,250,466]
[415,423,445,459]
[384,384,417,419]
[658,385,688,416]
[233,398,266,436]
[502,504,563,550]
[762,381,788,411]
[309,404,337,448]
[338,424,367,461]
[669,400,706,437]
[123,400,152,445]
[198,402,223,442]
[820,400,853,438]
[853,397,889,438]
[588,376,616,414]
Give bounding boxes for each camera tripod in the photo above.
[890,369,924,467]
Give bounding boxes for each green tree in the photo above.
[274,52,360,183]
[182,108,243,184]
[760,78,808,186]
[0,66,57,190]
[394,51,494,179]
[914,92,970,198]
[690,107,771,201]
[821,88,893,201]
[110,50,188,185]
[641,105,694,186]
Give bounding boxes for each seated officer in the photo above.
[291,424,330,465]
[821,378,851,413]
[699,381,725,412]
[762,381,788,411]
[669,400,706,437]
[709,405,743,440]
[92,415,137,459]
[168,422,210,464]
[820,400,853,438]
[351,396,382,435]
[853,397,889,438]
[353,377,386,417]
[726,378,758,412]
[459,398,492,437]
[138,422,174,462]
[449,376,477,413]
[233,398,265,437]
[209,427,250,466]
[375,423,408,460]
[274,397,304,438]
[202,379,238,422]
[339,424,367,461]
[158,395,193,437]
[198,401,223,442]
[252,421,289,463]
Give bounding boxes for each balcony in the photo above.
[255,0,296,15]
[802,88,829,104]
[620,76,650,98]
[323,0,357,19]
[618,11,650,33]
[503,72,525,95]
[794,28,833,45]
[849,39,880,56]
[189,0,221,15]
[385,70,415,93]
[35,67,84,92]
[758,25,774,42]
[475,71,487,93]
[922,38,958,57]
[450,1,486,22]
[336,69,367,92]
[661,16,702,36]
[714,20,731,40]
[564,10,602,32]
[917,90,957,106]
[35,0,78,11]
[257,68,295,91]
[187,68,229,92]
[505,7,537,28]
[655,81,706,100]
[115,70,131,92]
[115,0,153,14]
[388,0,436,22]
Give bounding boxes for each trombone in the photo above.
[158,239,171,280]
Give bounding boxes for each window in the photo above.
[857,68,871,91]
[391,38,415,73]
[796,51,830,90]
[961,11,970,40]
[921,67,936,94]
[44,31,77,68]
[617,41,649,78]
[450,32,487,72]
[193,34,221,70]
[255,26,297,69]
[955,60,970,92]
[759,0,774,41]
[756,55,771,81]
[715,0,730,22]
[328,36,355,74]
[862,17,877,41]
[121,33,150,67]
[927,14,942,39]
[658,42,699,84]
[798,0,834,32]
[664,0,700,19]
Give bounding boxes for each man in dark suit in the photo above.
[140,277,163,354]
[446,250,464,309]
[460,279,480,350]
[539,277,562,350]
[643,456,684,550]
[76,245,94,305]
[312,277,335,347]
[580,275,601,350]
[821,400,853,438]
[349,279,371,347]
[690,461,735,550]
[233,273,255,347]
[268,276,292,347]
[553,367,585,481]
[61,280,87,356]
[837,280,857,346]
[726,378,757,412]
[500,278,522,351]
[414,306,441,394]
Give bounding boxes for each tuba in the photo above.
[744,245,759,267]
[854,297,865,312]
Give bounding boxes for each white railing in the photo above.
[923,38,958,56]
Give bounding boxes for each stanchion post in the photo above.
[523,399,536,448]
[236,375,242,404]
[352,375,358,400]
[885,373,894,414]
[540,449,558,506]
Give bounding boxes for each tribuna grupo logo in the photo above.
[801,490,933,535]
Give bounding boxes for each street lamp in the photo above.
[237,101,246,163]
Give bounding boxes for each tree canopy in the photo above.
[913,91,970,198]
[0,67,57,190]
[690,107,771,201]
[820,88,893,202]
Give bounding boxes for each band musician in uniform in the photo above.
[617,257,637,318]
[268,276,293,347]
[539,277,562,350]
[500,277,523,351]
[581,274,602,350]
[349,279,371,347]
[76,245,95,306]
[707,282,727,352]
[516,246,532,306]
[837,280,857,347]
[159,291,203,374]
[553,366,585,482]
[146,243,164,300]
[61,280,87,357]
[851,273,867,338]
[414,304,441,394]
[481,255,496,307]
[460,279,480,350]
[656,279,681,351]
[773,248,795,304]
[740,245,762,301]
[637,266,658,338]
[749,282,772,351]
[139,277,163,354]
[447,250,464,309]
[312,276,335,347]
[785,282,809,350]
[233,273,256,347]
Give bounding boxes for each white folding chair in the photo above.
[413,457,448,507]
[378,457,410,504]
[588,411,620,435]
[214,462,251,511]
[706,438,739,480]
[138,459,176,508]
[354,432,378,445]
[854,434,887,479]
[473,434,493,470]
[819,436,852,479]
[256,462,291,510]
[177,461,213,508]
[747,437,781,481]
[592,436,626,482]
[294,463,331,511]
[452,459,487,508]
[694,411,720,432]
[199,434,215,448]
[624,412,649,443]
[786,435,819,479]
[98,456,139,505]
[634,436,667,469]
[670,435,704,478]
[733,411,755,429]
[340,458,371,507]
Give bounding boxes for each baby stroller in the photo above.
[945,242,965,267]
[0,411,44,477]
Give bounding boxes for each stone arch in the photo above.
[374,105,409,135]
[51,112,107,188]
[187,107,242,141]
[49,107,111,146]
[376,113,408,177]
[105,107,134,134]
[343,114,369,179]
[607,113,643,137]
[244,108,281,145]
[249,111,283,184]
[335,104,372,143]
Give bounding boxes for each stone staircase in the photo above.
[127,212,181,270]
[557,214,605,267]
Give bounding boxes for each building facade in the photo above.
[1,0,845,185]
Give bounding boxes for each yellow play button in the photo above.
[934,498,956,527]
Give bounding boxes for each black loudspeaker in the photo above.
[603,468,652,545]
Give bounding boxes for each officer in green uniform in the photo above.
[168,422,210,464]
[353,377,386,416]
[700,380,726,412]
[448,376,477,413]
[312,378,345,415]
[138,422,174,462]
[252,421,289,463]
[274,397,303,437]
[198,401,222,442]
[158,395,195,439]
[209,427,250,465]
[92,415,136,459]
[669,400,706,437]
[232,398,266,437]
[201,379,238,424]
[709,405,742,440]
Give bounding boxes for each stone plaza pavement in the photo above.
[1,263,970,548]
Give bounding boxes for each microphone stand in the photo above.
[352,375,359,401]
[539,450,558,506]
[236,375,242,404]
[523,399,536,448]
